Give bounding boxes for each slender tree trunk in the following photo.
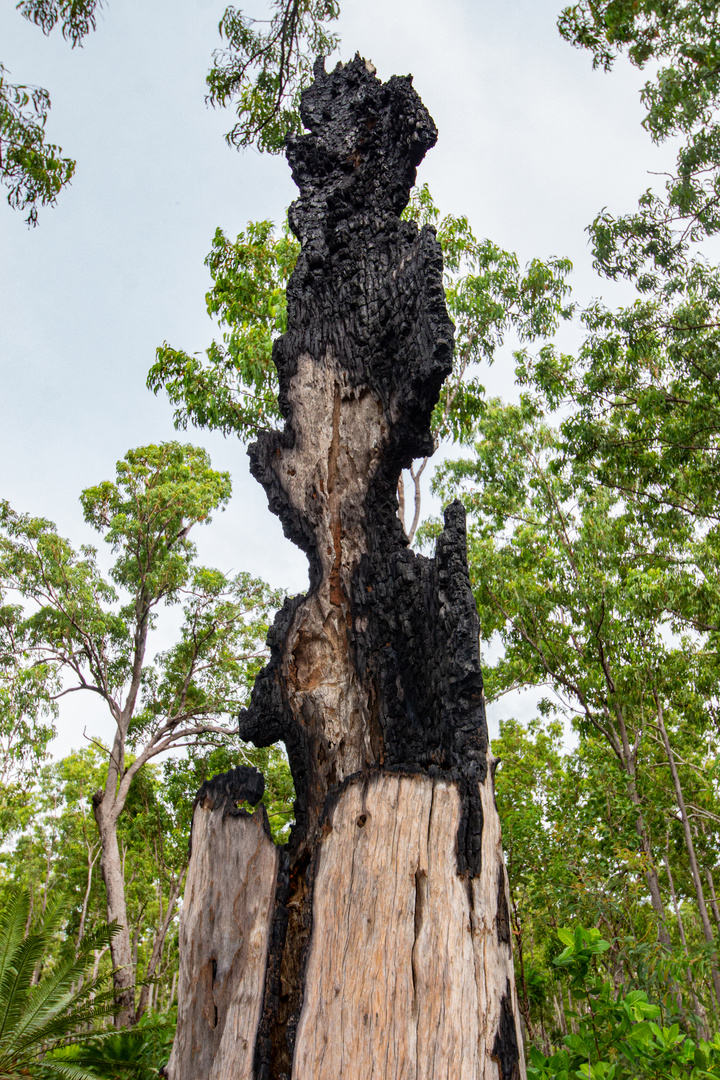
[397,473,406,532]
[23,888,33,938]
[91,946,106,982]
[136,870,185,1022]
[76,841,98,950]
[654,690,720,1008]
[707,869,720,930]
[510,886,534,1040]
[539,1006,549,1057]
[698,823,720,930]
[664,840,689,950]
[615,709,670,944]
[663,839,707,1032]
[93,794,136,1027]
[406,457,427,544]
[397,462,425,543]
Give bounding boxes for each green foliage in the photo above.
[4,0,338,224]
[16,0,102,44]
[429,394,720,761]
[2,0,100,224]
[513,7,720,733]
[528,926,720,1080]
[0,442,288,1022]
[0,887,116,1079]
[49,1008,177,1079]
[0,601,58,795]
[0,64,75,226]
[161,742,295,845]
[429,392,720,1029]
[0,496,125,697]
[17,0,103,46]
[0,443,270,740]
[207,1,340,153]
[0,737,296,1032]
[80,442,232,599]
[492,718,681,1038]
[10,0,720,1069]
[559,1,720,282]
[403,185,574,445]
[0,750,104,936]
[149,187,572,454]
[558,0,720,140]
[149,222,299,439]
[520,264,720,642]
[247,743,295,841]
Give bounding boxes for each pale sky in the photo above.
[1,0,672,754]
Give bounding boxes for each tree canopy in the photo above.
[1,0,340,223]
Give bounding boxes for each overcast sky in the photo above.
[1,0,673,753]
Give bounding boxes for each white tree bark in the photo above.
[166,801,278,1080]
[94,803,136,1027]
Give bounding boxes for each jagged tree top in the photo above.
[271,55,454,468]
[286,54,438,228]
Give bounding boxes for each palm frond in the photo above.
[9,923,117,1048]
[0,886,118,1078]
[0,887,29,986]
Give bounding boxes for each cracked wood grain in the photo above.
[292,770,524,1080]
[165,800,278,1080]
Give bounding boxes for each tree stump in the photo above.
[166,55,525,1080]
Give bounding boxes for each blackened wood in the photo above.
[170,54,525,1080]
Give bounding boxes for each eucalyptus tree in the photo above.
[510,6,720,994]
[491,717,684,1042]
[522,0,720,578]
[0,442,282,1026]
[560,0,720,260]
[0,738,295,1031]
[0,600,57,804]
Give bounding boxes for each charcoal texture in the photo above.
[240,54,488,844]
[189,765,269,856]
[195,765,265,815]
[234,56,493,1074]
[492,983,523,1080]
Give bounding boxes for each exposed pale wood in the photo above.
[165,802,278,1080]
[292,769,525,1080]
[473,758,526,1080]
[279,353,387,791]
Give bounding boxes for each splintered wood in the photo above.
[293,771,522,1080]
[166,804,277,1080]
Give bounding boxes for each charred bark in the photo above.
[169,54,525,1080]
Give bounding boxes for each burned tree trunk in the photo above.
[167,55,525,1080]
